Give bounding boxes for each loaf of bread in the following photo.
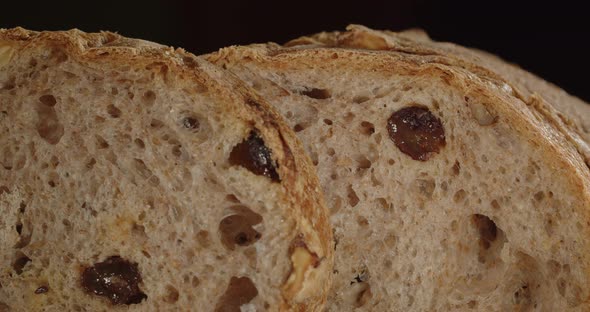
[207,26,590,311]
[0,28,333,312]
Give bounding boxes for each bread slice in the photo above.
[0,28,332,312]
[207,28,590,311]
[286,24,590,166]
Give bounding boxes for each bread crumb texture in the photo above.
[0,29,331,312]
[208,30,590,311]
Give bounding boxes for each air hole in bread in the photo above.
[150,119,165,129]
[13,252,31,274]
[300,87,331,99]
[164,285,180,304]
[196,230,211,248]
[310,151,319,166]
[191,276,200,288]
[225,194,240,203]
[347,185,360,207]
[431,98,441,110]
[28,57,38,67]
[452,161,461,176]
[293,123,306,132]
[133,159,159,186]
[373,133,382,144]
[106,104,122,118]
[94,115,106,124]
[344,112,355,122]
[0,185,10,195]
[453,189,467,203]
[0,149,14,170]
[323,118,333,125]
[1,76,16,90]
[533,191,545,202]
[219,205,263,250]
[376,198,391,212]
[357,216,369,227]
[355,155,371,169]
[49,48,68,64]
[215,276,258,312]
[131,222,147,240]
[556,278,569,300]
[171,145,182,157]
[472,214,497,250]
[491,199,501,210]
[384,232,397,248]
[39,95,57,107]
[544,217,554,236]
[142,90,156,106]
[134,138,145,149]
[14,222,22,236]
[180,114,200,132]
[415,178,435,199]
[353,95,370,104]
[360,121,375,136]
[49,155,59,168]
[85,158,96,170]
[387,158,395,165]
[330,196,342,215]
[18,202,26,214]
[35,101,64,145]
[61,218,72,231]
[327,148,336,157]
[513,283,531,307]
[383,259,393,269]
[95,135,109,149]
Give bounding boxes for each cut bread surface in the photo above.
[287,24,590,167]
[208,32,590,311]
[0,28,332,312]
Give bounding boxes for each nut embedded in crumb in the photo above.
[283,237,320,298]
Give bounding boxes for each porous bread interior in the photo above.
[219,55,590,311]
[0,44,297,311]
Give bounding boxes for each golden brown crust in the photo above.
[0,28,332,311]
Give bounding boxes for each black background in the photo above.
[2,0,589,102]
